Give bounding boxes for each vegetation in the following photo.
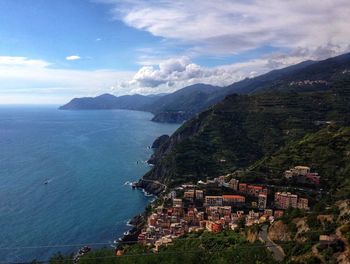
[48,231,277,264]
[146,76,350,188]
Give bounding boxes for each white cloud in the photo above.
[0,56,134,104]
[0,56,50,67]
[65,55,81,61]
[102,0,350,58]
[124,49,335,94]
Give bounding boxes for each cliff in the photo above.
[151,112,188,123]
[151,135,170,149]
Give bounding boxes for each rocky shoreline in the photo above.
[117,136,168,245]
[117,214,146,247]
[135,179,165,195]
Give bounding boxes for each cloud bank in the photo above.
[108,0,350,57]
[124,52,319,94]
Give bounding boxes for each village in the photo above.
[137,165,321,251]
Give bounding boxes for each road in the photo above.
[259,225,286,262]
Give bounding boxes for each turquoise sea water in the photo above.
[0,106,179,262]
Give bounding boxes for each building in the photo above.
[207,206,232,217]
[184,190,195,200]
[285,166,320,185]
[319,235,339,247]
[264,209,273,217]
[239,183,247,193]
[195,190,204,200]
[206,221,222,233]
[205,196,223,206]
[229,179,239,191]
[293,166,310,175]
[222,195,245,206]
[290,194,298,208]
[167,191,176,199]
[297,197,309,210]
[258,194,267,209]
[148,213,158,226]
[274,210,284,218]
[274,192,298,209]
[247,185,267,197]
[305,172,320,185]
[173,198,183,208]
[216,176,226,184]
[284,170,293,179]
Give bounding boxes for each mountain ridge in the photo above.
[60,52,350,124]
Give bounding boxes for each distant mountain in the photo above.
[60,52,350,123]
[59,83,223,122]
[59,93,163,110]
[142,83,222,122]
[222,52,350,95]
[147,53,350,122]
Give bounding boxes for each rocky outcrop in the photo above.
[245,229,259,243]
[148,135,171,165]
[119,214,146,245]
[151,112,188,123]
[293,217,310,242]
[135,179,166,195]
[149,113,201,167]
[268,220,292,242]
[151,135,170,149]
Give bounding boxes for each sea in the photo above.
[0,106,179,262]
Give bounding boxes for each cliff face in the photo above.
[151,135,170,149]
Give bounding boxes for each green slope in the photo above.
[250,125,350,199]
[143,76,350,187]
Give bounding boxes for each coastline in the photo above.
[118,182,165,246]
[117,142,166,246]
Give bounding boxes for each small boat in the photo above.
[44,181,49,185]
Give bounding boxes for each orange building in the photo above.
[239,183,247,193]
[206,221,222,233]
[222,195,245,205]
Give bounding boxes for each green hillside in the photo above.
[249,125,350,199]
[142,76,350,188]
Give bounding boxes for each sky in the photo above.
[0,0,350,104]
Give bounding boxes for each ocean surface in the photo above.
[0,106,179,262]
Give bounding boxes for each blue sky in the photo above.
[0,0,159,71]
[0,0,349,104]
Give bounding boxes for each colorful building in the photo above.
[258,194,267,209]
[205,196,223,206]
[229,179,239,191]
[239,183,247,193]
[274,192,298,209]
[195,190,204,200]
[222,195,245,205]
[297,197,309,210]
